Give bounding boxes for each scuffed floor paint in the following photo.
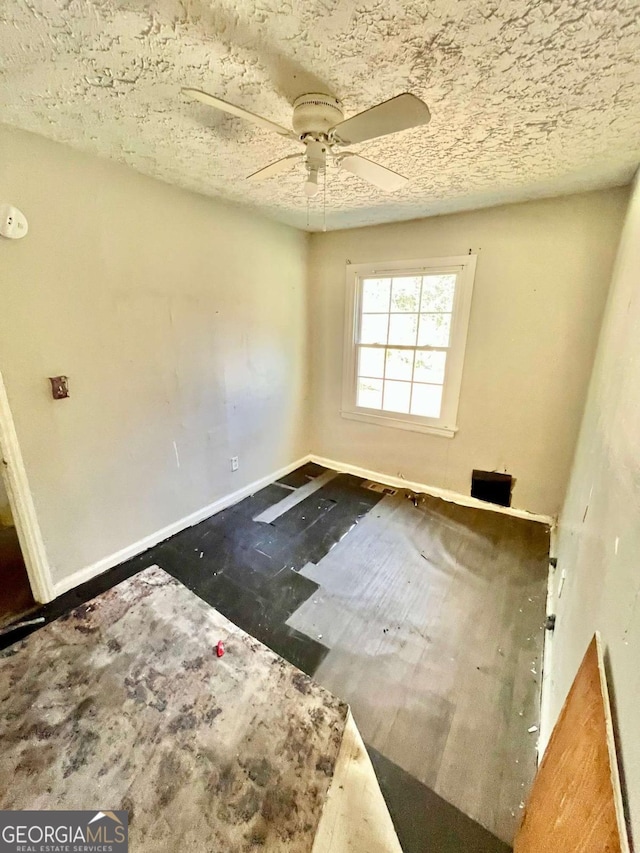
[287,489,549,843]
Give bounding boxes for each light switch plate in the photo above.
[49,376,69,399]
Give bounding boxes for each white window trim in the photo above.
[341,254,477,438]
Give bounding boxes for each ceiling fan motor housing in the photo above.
[292,93,344,137]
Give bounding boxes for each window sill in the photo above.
[340,409,457,437]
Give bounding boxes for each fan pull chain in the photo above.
[306,196,310,229]
[323,166,327,232]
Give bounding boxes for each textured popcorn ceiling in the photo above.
[1,0,639,231]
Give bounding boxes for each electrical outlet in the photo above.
[230,456,239,472]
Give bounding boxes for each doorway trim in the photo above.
[0,371,54,603]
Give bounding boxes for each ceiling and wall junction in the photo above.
[1,0,638,230]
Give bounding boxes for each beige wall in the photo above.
[0,125,309,587]
[0,121,631,600]
[308,189,629,516]
[549,174,640,840]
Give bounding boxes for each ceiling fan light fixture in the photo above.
[182,86,429,199]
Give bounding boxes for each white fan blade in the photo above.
[182,88,296,139]
[331,93,431,145]
[247,154,303,181]
[340,154,408,192]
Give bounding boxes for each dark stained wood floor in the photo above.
[1,465,547,850]
[287,490,549,843]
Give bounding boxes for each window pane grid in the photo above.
[384,281,392,350]
[356,346,445,417]
[408,371,416,415]
[356,273,458,419]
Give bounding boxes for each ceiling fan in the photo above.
[182,89,431,197]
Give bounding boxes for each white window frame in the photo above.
[341,255,477,438]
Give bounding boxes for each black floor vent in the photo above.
[471,470,513,507]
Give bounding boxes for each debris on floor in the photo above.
[363,480,397,496]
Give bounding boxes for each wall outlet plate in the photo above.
[49,376,69,399]
[230,456,239,472]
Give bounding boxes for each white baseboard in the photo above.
[53,454,312,597]
[54,451,553,598]
[309,454,555,526]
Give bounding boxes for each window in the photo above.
[342,255,477,437]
